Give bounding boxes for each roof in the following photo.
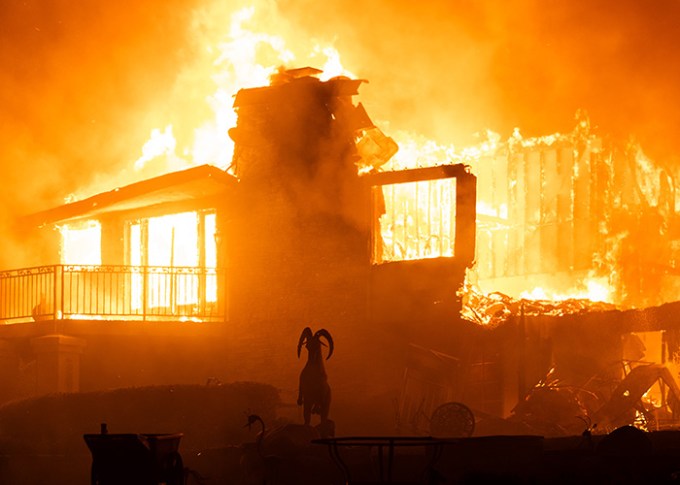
[22,164,238,227]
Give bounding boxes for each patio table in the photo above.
[313,436,447,485]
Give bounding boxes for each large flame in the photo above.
[131,3,355,182]
[58,1,679,316]
[519,277,612,304]
[60,2,361,312]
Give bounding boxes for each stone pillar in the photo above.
[0,339,20,403]
[31,335,86,394]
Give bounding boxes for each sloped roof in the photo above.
[23,164,237,227]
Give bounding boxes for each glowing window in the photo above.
[148,212,199,267]
[204,213,218,302]
[60,221,101,265]
[204,213,217,268]
[375,178,457,263]
[128,211,219,311]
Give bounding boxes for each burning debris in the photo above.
[377,108,680,311]
[459,280,618,327]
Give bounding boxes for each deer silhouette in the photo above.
[297,327,333,429]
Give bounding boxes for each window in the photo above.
[127,210,219,312]
[374,177,457,263]
[148,212,199,267]
[60,221,102,265]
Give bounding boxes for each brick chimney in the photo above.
[226,70,373,325]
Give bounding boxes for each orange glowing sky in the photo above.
[1,0,679,224]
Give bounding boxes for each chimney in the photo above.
[226,69,373,324]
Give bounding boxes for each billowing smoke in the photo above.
[1,0,679,267]
[278,0,680,158]
[0,0,204,266]
[0,0,201,208]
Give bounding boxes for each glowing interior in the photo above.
[376,179,457,263]
[60,221,101,265]
[59,4,676,310]
[61,211,217,313]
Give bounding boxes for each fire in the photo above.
[519,277,612,304]
[134,125,176,171]
[62,2,676,316]
[129,3,355,182]
[59,221,101,266]
[60,211,218,316]
[377,178,457,263]
[58,3,359,317]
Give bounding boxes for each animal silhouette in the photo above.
[297,327,333,428]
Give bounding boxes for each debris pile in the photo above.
[459,281,618,327]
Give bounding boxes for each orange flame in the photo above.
[64,2,677,314]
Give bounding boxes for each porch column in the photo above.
[0,339,19,402]
[31,335,86,394]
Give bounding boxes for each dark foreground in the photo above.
[3,426,680,484]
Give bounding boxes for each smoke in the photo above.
[1,0,679,266]
[0,0,202,212]
[277,0,680,159]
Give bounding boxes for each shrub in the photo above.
[0,382,280,455]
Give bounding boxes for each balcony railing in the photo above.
[0,265,227,324]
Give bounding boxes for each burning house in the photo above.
[0,69,474,433]
[2,67,680,437]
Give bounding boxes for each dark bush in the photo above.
[0,382,280,455]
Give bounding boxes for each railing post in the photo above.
[198,268,206,315]
[170,267,176,316]
[56,265,63,320]
[3,263,223,324]
[142,266,148,322]
[220,267,228,322]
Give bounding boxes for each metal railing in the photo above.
[0,265,227,324]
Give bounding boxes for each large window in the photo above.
[374,178,457,263]
[147,212,200,267]
[60,221,102,265]
[128,210,218,312]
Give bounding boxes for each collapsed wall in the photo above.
[467,120,680,308]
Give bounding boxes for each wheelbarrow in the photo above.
[84,425,184,485]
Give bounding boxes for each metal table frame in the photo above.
[313,436,447,484]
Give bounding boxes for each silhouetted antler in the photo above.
[297,327,314,358]
[314,329,334,360]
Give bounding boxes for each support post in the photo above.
[31,334,86,395]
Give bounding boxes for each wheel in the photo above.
[429,402,475,438]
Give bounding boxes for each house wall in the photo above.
[0,319,416,435]
[0,307,515,436]
[474,136,680,310]
[100,214,125,265]
[215,76,487,431]
[0,75,491,434]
